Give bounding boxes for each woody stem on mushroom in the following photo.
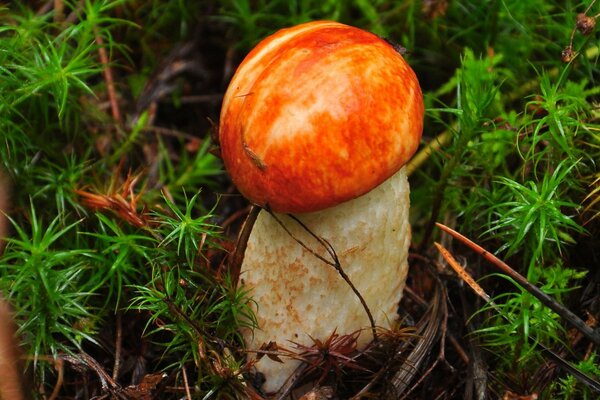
[219,21,424,394]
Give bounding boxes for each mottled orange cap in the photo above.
[219,21,424,213]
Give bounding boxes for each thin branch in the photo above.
[61,352,124,397]
[179,94,223,104]
[48,358,64,400]
[434,242,600,394]
[53,0,64,23]
[448,334,469,365]
[37,1,54,15]
[435,222,600,346]
[406,129,452,176]
[95,30,122,124]
[181,367,192,400]
[229,205,259,285]
[112,311,123,381]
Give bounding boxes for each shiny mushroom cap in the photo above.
[219,20,424,213]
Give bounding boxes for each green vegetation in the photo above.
[0,0,599,398]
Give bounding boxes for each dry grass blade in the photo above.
[434,243,491,303]
[61,352,125,398]
[435,222,600,346]
[95,29,122,124]
[388,277,445,398]
[405,129,452,176]
[181,367,192,400]
[583,175,600,223]
[434,242,600,394]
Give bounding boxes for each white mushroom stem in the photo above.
[240,167,411,393]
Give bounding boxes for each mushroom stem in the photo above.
[240,167,411,393]
[265,210,378,340]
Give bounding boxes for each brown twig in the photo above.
[406,129,452,177]
[53,0,64,23]
[181,367,192,400]
[179,94,224,104]
[61,352,125,398]
[112,312,122,382]
[433,242,491,302]
[448,333,470,365]
[228,205,259,285]
[273,331,371,398]
[221,205,252,230]
[434,241,600,394]
[95,30,122,124]
[435,222,600,346]
[48,357,64,400]
[37,1,54,15]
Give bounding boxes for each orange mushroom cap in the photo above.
[219,20,424,213]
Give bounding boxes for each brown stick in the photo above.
[95,31,122,124]
[434,241,600,394]
[112,312,122,381]
[229,205,260,285]
[48,358,64,400]
[406,130,452,176]
[53,0,64,23]
[181,367,192,400]
[435,222,600,346]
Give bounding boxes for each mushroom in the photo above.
[219,21,423,393]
